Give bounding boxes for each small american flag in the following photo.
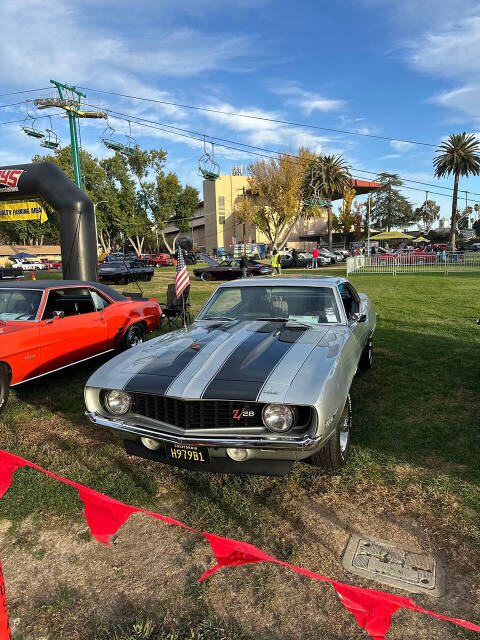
[175,250,190,298]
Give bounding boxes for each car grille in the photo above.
[132,394,262,430]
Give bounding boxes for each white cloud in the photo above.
[390,140,414,152]
[271,81,344,114]
[201,101,333,154]
[0,0,256,88]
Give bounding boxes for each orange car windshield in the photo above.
[0,289,43,321]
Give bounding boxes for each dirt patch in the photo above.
[2,491,478,640]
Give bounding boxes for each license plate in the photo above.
[166,444,210,464]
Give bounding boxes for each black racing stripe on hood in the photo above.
[202,325,305,401]
[124,327,225,395]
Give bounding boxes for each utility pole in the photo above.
[242,187,247,252]
[367,195,371,256]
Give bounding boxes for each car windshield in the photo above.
[198,286,341,325]
[0,289,43,321]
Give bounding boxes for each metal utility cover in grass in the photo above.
[342,535,441,596]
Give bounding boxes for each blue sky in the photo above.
[2,0,480,221]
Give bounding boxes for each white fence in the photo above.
[346,252,480,275]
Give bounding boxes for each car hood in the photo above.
[86,319,348,404]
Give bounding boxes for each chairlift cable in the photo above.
[0,87,51,98]
[94,107,480,201]
[84,103,480,198]
[77,85,436,148]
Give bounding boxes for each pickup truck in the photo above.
[11,259,47,271]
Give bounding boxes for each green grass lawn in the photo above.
[1,267,480,639]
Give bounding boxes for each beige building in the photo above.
[164,171,382,254]
[0,244,61,267]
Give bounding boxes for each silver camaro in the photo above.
[84,276,376,476]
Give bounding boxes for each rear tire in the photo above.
[0,365,10,415]
[308,395,351,471]
[359,337,373,369]
[119,323,146,351]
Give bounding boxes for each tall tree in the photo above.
[433,133,480,250]
[371,173,413,231]
[414,199,440,232]
[247,148,315,250]
[155,174,199,252]
[353,201,364,240]
[101,151,152,256]
[309,154,352,249]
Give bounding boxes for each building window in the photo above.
[218,196,225,208]
[219,215,225,225]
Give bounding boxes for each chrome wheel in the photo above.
[125,326,145,349]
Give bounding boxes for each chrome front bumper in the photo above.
[85,411,322,451]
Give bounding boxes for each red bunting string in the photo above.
[0,449,479,640]
[0,557,11,640]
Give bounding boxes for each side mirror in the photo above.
[351,312,367,323]
[52,310,65,319]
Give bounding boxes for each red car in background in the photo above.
[152,253,174,267]
[375,249,436,264]
[40,258,62,269]
[0,280,161,413]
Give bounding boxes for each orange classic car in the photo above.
[0,280,162,413]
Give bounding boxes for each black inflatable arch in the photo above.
[0,162,97,281]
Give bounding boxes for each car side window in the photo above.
[90,290,111,311]
[42,287,96,319]
[338,283,359,320]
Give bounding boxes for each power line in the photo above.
[0,87,51,98]
[92,106,480,200]
[78,85,437,148]
[3,100,480,204]
[0,101,35,110]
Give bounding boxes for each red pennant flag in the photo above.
[0,448,479,640]
[0,558,11,640]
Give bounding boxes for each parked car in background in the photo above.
[152,253,174,267]
[98,260,154,284]
[332,250,346,261]
[40,259,62,270]
[0,280,162,414]
[375,249,436,264]
[317,248,341,263]
[193,258,272,281]
[11,259,46,271]
[85,276,375,476]
[0,266,23,280]
[173,250,197,265]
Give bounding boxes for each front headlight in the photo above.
[104,389,132,415]
[262,404,294,433]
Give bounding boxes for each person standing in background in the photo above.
[312,246,319,269]
[271,249,281,275]
[240,253,248,278]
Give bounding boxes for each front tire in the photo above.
[200,272,213,282]
[119,323,146,351]
[0,365,10,415]
[359,337,373,369]
[308,395,351,471]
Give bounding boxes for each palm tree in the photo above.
[433,133,480,251]
[313,154,352,250]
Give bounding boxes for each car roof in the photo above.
[218,275,347,287]
[0,280,127,301]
